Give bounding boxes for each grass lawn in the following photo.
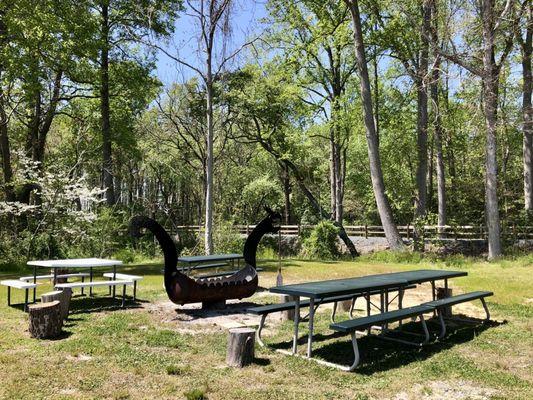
[0,254,531,399]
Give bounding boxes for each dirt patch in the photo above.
[65,354,93,362]
[145,297,265,333]
[393,380,497,399]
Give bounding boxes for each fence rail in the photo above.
[173,224,533,241]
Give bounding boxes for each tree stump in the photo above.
[280,294,297,321]
[437,287,453,317]
[53,268,69,284]
[28,301,63,339]
[42,288,72,320]
[226,327,255,368]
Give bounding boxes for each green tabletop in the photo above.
[178,253,243,264]
[270,269,466,299]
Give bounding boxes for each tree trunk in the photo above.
[330,133,337,221]
[41,289,72,320]
[281,163,291,224]
[430,0,447,229]
[481,0,502,259]
[522,7,532,212]
[415,1,430,224]
[28,301,63,339]
[345,0,404,250]
[0,94,13,201]
[204,61,214,255]
[277,159,359,257]
[226,327,255,368]
[0,13,14,201]
[100,2,115,206]
[335,143,343,224]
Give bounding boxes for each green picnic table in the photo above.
[177,253,244,276]
[269,269,467,358]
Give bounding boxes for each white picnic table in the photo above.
[27,258,123,301]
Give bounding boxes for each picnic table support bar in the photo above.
[89,267,93,296]
[256,314,267,347]
[292,297,300,354]
[307,298,315,358]
[112,265,117,298]
[377,315,430,347]
[398,288,404,329]
[33,265,37,302]
[431,280,436,316]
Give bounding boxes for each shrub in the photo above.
[363,250,424,264]
[300,220,340,260]
[212,220,244,254]
[184,389,207,400]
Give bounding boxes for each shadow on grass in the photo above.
[68,295,145,314]
[268,316,505,374]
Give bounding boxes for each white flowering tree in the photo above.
[0,152,105,260]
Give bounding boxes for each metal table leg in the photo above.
[307,297,315,358]
[112,265,117,298]
[33,265,37,302]
[24,289,29,312]
[121,284,126,308]
[89,267,93,296]
[398,287,405,329]
[431,280,436,316]
[292,297,300,354]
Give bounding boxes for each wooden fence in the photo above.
[173,224,533,241]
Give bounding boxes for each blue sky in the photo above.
[155,1,268,87]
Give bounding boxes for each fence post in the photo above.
[364,224,368,239]
[297,224,301,236]
[406,224,410,240]
[246,224,249,235]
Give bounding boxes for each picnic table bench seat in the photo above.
[178,262,227,272]
[328,305,434,371]
[1,280,37,311]
[19,272,90,282]
[196,267,263,279]
[327,291,494,371]
[55,280,134,308]
[423,291,493,339]
[102,273,143,300]
[250,284,417,347]
[330,304,434,333]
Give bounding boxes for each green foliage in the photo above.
[300,220,340,260]
[184,389,207,400]
[212,221,245,254]
[363,250,424,264]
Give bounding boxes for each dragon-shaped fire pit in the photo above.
[129,208,281,306]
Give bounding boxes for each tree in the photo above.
[226,64,360,256]
[148,0,255,254]
[429,0,446,228]
[0,0,93,203]
[518,5,532,212]
[92,0,180,206]
[267,0,356,225]
[425,0,524,258]
[344,0,404,250]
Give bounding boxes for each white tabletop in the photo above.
[27,258,123,269]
